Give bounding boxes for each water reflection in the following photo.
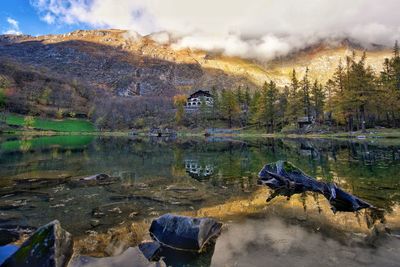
[185,159,214,179]
[0,135,400,257]
[211,216,400,267]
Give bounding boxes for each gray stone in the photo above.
[1,220,73,267]
[69,247,165,267]
[89,219,100,228]
[149,214,222,252]
[138,241,161,261]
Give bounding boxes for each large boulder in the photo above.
[258,160,371,212]
[149,214,222,252]
[1,220,73,267]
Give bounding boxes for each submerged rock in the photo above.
[1,220,73,267]
[70,247,166,267]
[149,214,222,252]
[69,174,118,187]
[138,241,161,261]
[258,160,371,212]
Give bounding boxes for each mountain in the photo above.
[0,29,393,126]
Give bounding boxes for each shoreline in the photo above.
[2,128,400,140]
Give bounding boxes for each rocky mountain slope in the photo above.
[0,29,393,121]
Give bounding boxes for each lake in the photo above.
[1,135,400,266]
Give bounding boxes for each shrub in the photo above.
[23,116,35,129]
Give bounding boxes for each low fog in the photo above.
[211,217,400,267]
[30,0,400,59]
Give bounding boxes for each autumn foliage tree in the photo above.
[173,94,187,126]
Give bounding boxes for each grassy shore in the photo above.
[5,114,96,132]
[2,114,400,141]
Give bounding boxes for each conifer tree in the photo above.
[300,67,312,120]
[285,69,302,124]
[311,79,325,122]
[250,90,261,127]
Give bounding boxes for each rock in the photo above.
[69,247,166,267]
[149,214,222,252]
[165,185,198,192]
[138,241,161,261]
[69,174,118,187]
[0,245,18,265]
[258,160,371,212]
[81,173,109,181]
[89,219,100,228]
[128,212,139,218]
[1,220,73,267]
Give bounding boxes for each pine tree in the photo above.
[300,67,312,120]
[255,81,278,132]
[379,41,400,127]
[242,86,251,125]
[392,40,400,90]
[311,79,325,122]
[235,86,243,104]
[244,86,251,107]
[279,86,289,124]
[266,81,278,132]
[255,82,269,130]
[250,90,261,127]
[285,69,302,124]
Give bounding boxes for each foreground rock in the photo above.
[70,247,166,267]
[0,245,18,265]
[1,220,73,267]
[149,214,222,252]
[258,161,372,212]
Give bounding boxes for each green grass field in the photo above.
[5,114,96,132]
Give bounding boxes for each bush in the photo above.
[133,118,145,129]
[280,124,298,134]
[23,116,35,129]
[56,109,63,119]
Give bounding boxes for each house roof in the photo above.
[188,90,212,99]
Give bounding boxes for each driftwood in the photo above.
[258,161,372,212]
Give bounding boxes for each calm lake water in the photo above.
[1,135,400,266]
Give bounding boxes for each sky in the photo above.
[0,0,89,36]
[1,0,400,59]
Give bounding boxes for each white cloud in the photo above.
[7,18,19,29]
[30,0,400,59]
[42,13,55,24]
[3,17,22,35]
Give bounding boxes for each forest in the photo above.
[175,42,400,133]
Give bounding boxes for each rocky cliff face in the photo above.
[0,29,392,96]
[0,30,255,99]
